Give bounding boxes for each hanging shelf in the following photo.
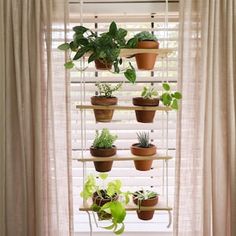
[73,152,172,162]
[84,48,174,59]
[76,104,172,111]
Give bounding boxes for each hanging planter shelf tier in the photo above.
[84,48,174,59]
[73,154,172,162]
[76,104,172,111]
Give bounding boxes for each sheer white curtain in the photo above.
[174,0,236,236]
[0,0,73,235]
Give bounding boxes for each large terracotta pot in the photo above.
[135,41,159,70]
[133,191,158,220]
[90,146,117,172]
[91,96,118,122]
[95,59,112,70]
[133,97,159,123]
[130,143,156,171]
[92,191,118,220]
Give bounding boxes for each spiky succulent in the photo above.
[137,132,150,148]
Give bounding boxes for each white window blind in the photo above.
[69,1,179,234]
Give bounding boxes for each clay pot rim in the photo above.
[131,143,156,149]
[133,97,160,106]
[90,145,117,150]
[132,191,159,206]
[91,96,117,99]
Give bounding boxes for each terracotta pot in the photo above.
[92,191,118,220]
[90,146,116,172]
[133,97,159,123]
[95,59,112,70]
[91,96,118,122]
[133,191,158,220]
[131,143,156,171]
[135,41,159,70]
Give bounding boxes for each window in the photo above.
[69,1,179,234]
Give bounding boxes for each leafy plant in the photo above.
[160,83,182,110]
[58,21,136,83]
[133,190,158,201]
[127,31,158,48]
[95,82,122,98]
[80,174,130,235]
[92,128,117,149]
[136,132,151,148]
[141,86,158,99]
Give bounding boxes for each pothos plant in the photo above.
[160,83,182,110]
[80,174,130,235]
[58,21,136,83]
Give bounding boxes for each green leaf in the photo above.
[88,53,97,63]
[114,61,120,73]
[75,37,89,47]
[162,83,170,91]
[69,41,78,51]
[103,224,115,230]
[99,173,108,180]
[73,25,89,34]
[110,202,126,223]
[73,47,88,60]
[109,21,117,37]
[173,92,182,99]
[124,69,136,84]
[126,37,138,48]
[117,28,127,39]
[114,223,125,235]
[58,43,70,50]
[171,99,179,110]
[64,61,74,69]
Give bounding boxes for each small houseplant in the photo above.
[133,86,159,123]
[130,132,156,171]
[58,21,136,83]
[127,31,159,70]
[90,128,117,172]
[133,190,159,220]
[92,82,122,122]
[160,83,182,110]
[80,174,130,234]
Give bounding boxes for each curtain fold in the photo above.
[175,0,236,235]
[0,0,73,235]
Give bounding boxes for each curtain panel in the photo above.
[175,0,236,236]
[0,0,73,235]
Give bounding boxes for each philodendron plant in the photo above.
[58,21,136,83]
[80,174,130,235]
[160,83,182,110]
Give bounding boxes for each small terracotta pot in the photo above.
[135,41,159,70]
[92,191,118,220]
[90,146,116,172]
[95,60,112,70]
[131,143,156,171]
[91,96,118,122]
[133,191,158,220]
[133,97,159,123]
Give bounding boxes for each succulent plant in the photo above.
[137,132,151,148]
[95,82,122,97]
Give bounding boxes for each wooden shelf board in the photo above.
[76,104,172,111]
[73,154,172,162]
[84,48,174,58]
[79,200,172,212]
[120,48,174,58]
